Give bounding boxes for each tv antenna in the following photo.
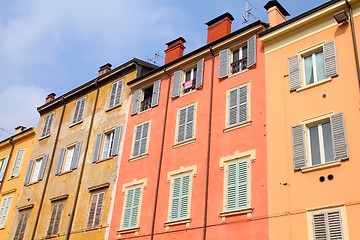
[0,127,12,138]
[242,0,256,23]
[147,52,164,65]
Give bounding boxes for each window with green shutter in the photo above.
[176,104,196,143]
[122,187,142,230]
[132,122,150,158]
[227,84,249,127]
[169,174,191,221]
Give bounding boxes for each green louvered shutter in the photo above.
[172,71,182,98]
[330,113,348,160]
[247,35,256,68]
[122,187,141,229]
[292,124,306,170]
[170,175,191,220]
[219,49,229,78]
[131,89,140,115]
[288,55,301,91]
[196,58,204,89]
[226,161,249,211]
[151,80,161,107]
[324,41,338,78]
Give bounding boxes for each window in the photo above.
[227,83,250,127]
[108,80,123,109]
[92,126,122,163]
[0,196,12,227]
[131,80,161,115]
[171,58,204,98]
[41,113,54,138]
[11,150,25,177]
[87,192,105,228]
[218,35,256,78]
[292,113,348,170]
[288,41,338,91]
[55,142,82,175]
[47,202,64,236]
[72,98,86,125]
[121,186,142,230]
[24,155,48,185]
[131,121,150,158]
[0,155,9,182]
[175,104,196,143]
[14,209,30,240]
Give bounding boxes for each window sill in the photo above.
[173,138,196,148]
[26,181,40,187]
[69,120,83,128]
[8,175,20,181]
[301,160,342,173]
[95,156,114,164]
[83,224,108,232]
[180,89,197,97]
[45,234,62,239]
[39,134,50,141]
[106,104,121,112]
[229,68,249,78]
[224,120,252,132]
[219,207,253,220]
[0,226,5,230]
[57,170,74,176]
[164,218,191,227]
[117,227,139,234]
[129,153,148,162]
[296,78,332,92]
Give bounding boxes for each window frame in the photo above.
[71,97,86,125]
[0,195,13,227]
[226,82,251,128]
[87,191,105,229]
[102,131,115,160]
[41,112,55,138]
[47,201,64,236]
[14,209,31,240]
[131,80,161,115]
[230,44,248,75]
[92,126,122,163]
[130,121,151,159]
[24,154,48,185]
[108,79,124,110]
[174,103,197,145]
[11,149,25,177]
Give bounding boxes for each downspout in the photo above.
[203,47,215,240]
[0,137,15,194]
[150,69,171,240]
[345,0,360,88]
[65,79,100,240]
[31,96,66,240]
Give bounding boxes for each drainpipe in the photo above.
[65,79,100,239]
[345,0,360,89]
[150,69,172,240]
[31,96,66,240]
[0,137,15,194]
[202,47,215,240]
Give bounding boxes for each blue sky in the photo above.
[0,0,329,140]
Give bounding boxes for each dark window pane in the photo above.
[310,126,321,166]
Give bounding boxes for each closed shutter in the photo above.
[0,196,12,226]
[170,175,190,220]
[228,88,238,126]
[111,126,122,156]
[196,58,204,89]
[313,211,343,240]
[47,202,63,236]
[228,85,248,126]
[177,108,187,142]
[87,193,98,228]
[239,85,248,123]
[71,141,82,170]
[139,122,149,155]
[77,98,86,122]
[330,113,348,160]
[292,125,306,170]
[151,80,161,107]
[122,187,141,229]
[324,41,338,78]
[226,161,248,211]
[247,35,256,68]
[108,82,118,109]
[94,192,104,226]
[38,154,48,181]
[288,55,301,91]
[132,125,142,157]
[92,134,102,163]
[14,210,29,240]
[172,71,182,98]
[218,49,229,78]
[185,105,195,140]
[42,113,54,137]
[114,80,123,107]
[11,150,25,177]
[0,155,9,182]
[56,148,66,175]
[131,89,140,115]
[24,160,34,186]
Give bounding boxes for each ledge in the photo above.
[57,170,74,176]
[116,227,139,234]
[8,175,20,181]
[173,138,196,148]
[296,77,332,92]
[69,120,83,128]
[164,218,191,227]
[39,134,50,141]
[129,153,148,162]
[224,120,252,132]
[26,181,40,187]
[106,104,121,112]
[301,160,342,173]
[95,156,114,164]
[17,204,34,211]
[1,188,16,196]
[50,194,69,202]
[88,182,110,192]
[220,207,253,219]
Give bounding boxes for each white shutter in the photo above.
[292,125,306,170]
[324,41,338,78]
[196,58,204,89]
[11,150,25,177]
[131,90,140,115]
[247,35,256,68]
[330,113,348,160]
[288,55,301,91]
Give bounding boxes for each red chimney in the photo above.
[206,12,234,44]
[164,37,186,64]
[45,93,56,104]
[98,63,112,76]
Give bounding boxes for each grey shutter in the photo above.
[77,98,86,122]
[45,113,54,136]
[94,192,104,226]
[330,113,348,160]
[38,154,48,181]
[11,150,25,177]
[15,210,29,240]
[172,71,182,98]
[24,160,34,186]
[111,126,122,156]
[292,125,306,170]
[218,49,229,78]
[327,211,343,239]
[228,89,238,126]
[87,194,98,227]
[288,55,301,91]
[53,203,63,235]
[114,80,123,106]
[132,125,142,157]
[108,82,117,109]
[71,141,82,170]
[185,105,195,140]
[92,134,102,163]
[131,89,140,115]
[313,211,343,240]
[247,35,256,68]
[151,80,161,107]
[177,108,187,142]
[56,148,65,175]
[72,100,81,123]
[196,58,204,89]
[139,122,149,155]
[324,41,338,78]
[239,85,248,123]
[313,213,327,239]
[0,155,9,181]
[48,204,57,235]
[226,161,248,210]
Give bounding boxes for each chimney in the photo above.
[206,12,234,44]
[15,126,26,134]
[164,37,186,64]
[98,63,112,76]
[264,0,290,28]
[45,93,56,104]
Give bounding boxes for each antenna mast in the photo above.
[242,0,256,23]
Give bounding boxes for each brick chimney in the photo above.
[164,37,186,64]
[206,12,234,44]
[45,93,56,104]
[98,63,112,76]
[15,126,26,134]
[264,0,290,28]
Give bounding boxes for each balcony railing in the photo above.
[231,58,247,74]
[140,98,152,111]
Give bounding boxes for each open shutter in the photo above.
[111,126,122,156]
[247,35,256,68]
[11,150,25,177]
[324,41,338,78]
[172,71,182,98]
[92,134,102,163]
[330,113,348,160]
[94,192,104,226]
[108,82,117,109]
[139,122,149,155]
[177,108,187,142]
[114,80,123,107]
[0,155,9,182]
[288,55,301,91]
[131,90,140,115]
[38,154,48,181]
[56,148,65,175]
[87,194,98,227]
[196,58,205,89]
[218,49,229,78]
[185,105,195,140]
[151,80,161,107]
[24,160,34,186]
[71,141,82,170]
[292,125,306,170]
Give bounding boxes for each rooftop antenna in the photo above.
[242,0,256,23]
[0,127,12,138]
[147,52,165,65]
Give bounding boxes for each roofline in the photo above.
[0,127,35,145]
[128,20,269,86]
